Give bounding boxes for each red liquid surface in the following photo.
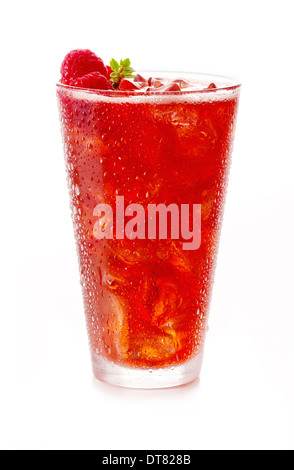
[57,83,239,368]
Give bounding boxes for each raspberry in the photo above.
[69,72,112,90]
[105,65,113,80]
[60,49,108,84]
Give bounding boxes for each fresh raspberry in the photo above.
[69,72,112,90]
[207,83,217,89]
[60,49,108,84]
[105,65,113,80]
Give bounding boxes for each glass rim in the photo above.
[56,71,241,97]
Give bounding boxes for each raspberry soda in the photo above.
[57,56,240,388]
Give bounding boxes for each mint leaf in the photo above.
[121,58,131,69]
[109,58,136,89]
[110,58,119,73]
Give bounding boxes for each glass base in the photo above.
[91,351,204,389]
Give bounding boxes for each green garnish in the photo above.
[109,58,136,89]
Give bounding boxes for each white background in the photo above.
[1,0,293,451]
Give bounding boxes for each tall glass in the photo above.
[57,72,240,388]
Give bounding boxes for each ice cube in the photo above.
[150,275,182,326]
[106,239,153,265]
[157,105,218,159]
[159,82,181,92]
[139,332,178,361]
[146,82,181,93]
[134,74,148,86]
[119,79,140,91]
[201,188,217,220]
[155,241,193,274]
[147,77,165,88]
[99,292,130,361]
[172,79,192,88]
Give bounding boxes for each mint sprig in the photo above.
[109,58,136,89]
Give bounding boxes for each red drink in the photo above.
[57,71,240,388]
